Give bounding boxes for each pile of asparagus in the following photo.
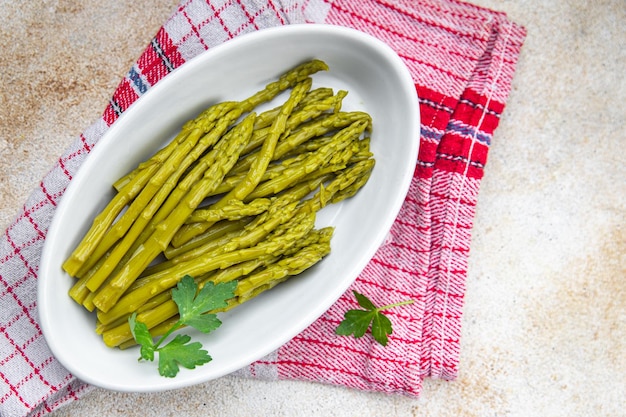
[62,59,375,349]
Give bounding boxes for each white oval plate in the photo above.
[38,24,420,392]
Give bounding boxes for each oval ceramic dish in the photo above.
[38,24,420,392]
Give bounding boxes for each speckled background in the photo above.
[1,1,624,416]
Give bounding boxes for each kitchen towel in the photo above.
[0,0,526,416]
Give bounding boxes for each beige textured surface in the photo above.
[1,0,624,416]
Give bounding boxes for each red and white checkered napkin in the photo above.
[0,0,526,415]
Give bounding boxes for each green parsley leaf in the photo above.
[172,277,236,333]
[127,276,236,377]
[128,313,155,361]
[370,309,393,346]
[335,309,376,339]
[157,334,212,378]
[335,290,414,346]
[183,314,223,335]
[354,291,377,310]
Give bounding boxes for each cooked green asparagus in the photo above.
[61,59,376,351]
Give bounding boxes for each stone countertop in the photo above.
[1,1,623,416]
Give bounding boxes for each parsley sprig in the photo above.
[128,275,236,377]
[335,290,414,346]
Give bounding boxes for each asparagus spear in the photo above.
[238,59,328,113]
[184,198,272,224]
